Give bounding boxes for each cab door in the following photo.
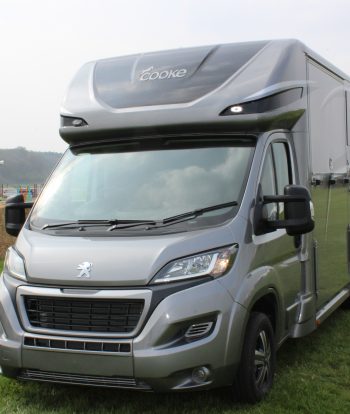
[253,135,302,330]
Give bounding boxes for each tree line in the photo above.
[0,147,62,185]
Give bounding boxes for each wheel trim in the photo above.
[254,330,271,388]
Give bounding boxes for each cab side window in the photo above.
[260,147,277,220]
[260,142,292,222]
[273,142,291,195]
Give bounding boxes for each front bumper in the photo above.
[0,273,247,391]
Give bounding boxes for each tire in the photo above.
[234,312,276,403]
[341,297,350,309]
[0,366,20,379]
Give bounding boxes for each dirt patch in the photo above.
[0,205,16,258]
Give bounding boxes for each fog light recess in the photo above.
[192,366,210,384]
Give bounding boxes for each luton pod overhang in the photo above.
[60,39,349,143]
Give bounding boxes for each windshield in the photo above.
[30,138,255,231]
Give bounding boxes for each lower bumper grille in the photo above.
[19,369,151,390]
[24,336,131,354]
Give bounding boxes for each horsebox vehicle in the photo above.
[1,39,350,403]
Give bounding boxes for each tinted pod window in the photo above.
[30,138,255,234]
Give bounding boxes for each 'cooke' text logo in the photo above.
[139,66,188,81]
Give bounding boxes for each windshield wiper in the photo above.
[41,219,156,230]
[107,220,157,231]
[160,201,238,225]
[42,220,118,230]
[41,201,237,231]
[108,201,238,231]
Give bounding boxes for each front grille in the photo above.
[24,296,144,333]
[19,369,151,390]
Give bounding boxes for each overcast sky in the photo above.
[1,0,350,153]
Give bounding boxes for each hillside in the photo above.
[0,147,62,184]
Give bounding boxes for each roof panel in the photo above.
[93,41,268,108]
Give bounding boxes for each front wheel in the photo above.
[234,312,276,403]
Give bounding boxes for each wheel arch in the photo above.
[245,287,284,343]
[225,287,283,371]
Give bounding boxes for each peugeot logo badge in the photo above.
[77,262,93,278]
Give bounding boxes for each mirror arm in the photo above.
[6,202,34,209]
[263,195,307,204]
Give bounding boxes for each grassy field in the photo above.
[0,260,350,413]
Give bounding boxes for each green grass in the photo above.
[1,264,350,413]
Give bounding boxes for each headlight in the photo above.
[151,245,238,284]
[4,247,27,281]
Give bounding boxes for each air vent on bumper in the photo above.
[185,322,214,340]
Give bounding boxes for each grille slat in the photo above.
[24,296,144,333]
[19,369,151,390]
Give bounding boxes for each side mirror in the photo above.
[5,194,34,237]
[255,185,314,236]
